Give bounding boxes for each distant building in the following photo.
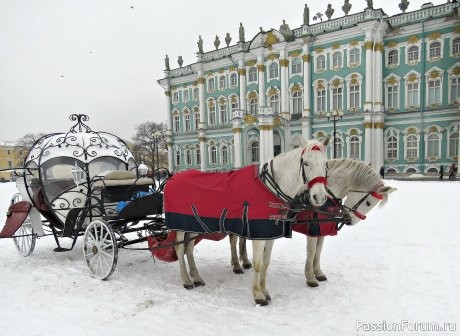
[157,2,460,175]
[0,140,22,181]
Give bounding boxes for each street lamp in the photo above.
[153,131,162,171]
[325,110,344,158]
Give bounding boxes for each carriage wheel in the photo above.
[83,220,118,280]
[11,194,36,257]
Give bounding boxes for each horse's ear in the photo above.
[323,136,331,147]
[378,186,397,194]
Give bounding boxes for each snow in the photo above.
[1,180,459,336]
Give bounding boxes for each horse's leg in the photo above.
[260,240,274,302]
[174,231,194,289]
[314,236,327,282]
[239,237,252,269]
[252,240,269,305]
[229,234,243,274]
[305,236,319,287]
[184,233,205,287]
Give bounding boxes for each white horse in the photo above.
[229,159,396,287]
[167,138,330,305]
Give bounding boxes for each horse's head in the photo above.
[299,137,330,207]
[344,184,397,225]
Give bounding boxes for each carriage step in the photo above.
[54,247,72,252]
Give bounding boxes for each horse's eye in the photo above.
[366,201,371,206]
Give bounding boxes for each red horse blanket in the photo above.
[164,165,291,240]
[292,198,339,237]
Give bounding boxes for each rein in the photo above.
[344,189,384,220]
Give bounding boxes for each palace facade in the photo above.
[157,1,460,175]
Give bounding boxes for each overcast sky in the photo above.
[0,0,447,142]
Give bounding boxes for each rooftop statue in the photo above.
[279,19,295,42]
[342,0,352,16]
[214,35,220,50]
[197,35,203,54]
[239,22,245,43]
[164,54,170,70]
[325,4,335,20]
[303,4,310,25]
[366,0,373,9]
[225,33,232,47]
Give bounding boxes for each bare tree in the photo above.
[131,121,167,170]
[14,132,46,165]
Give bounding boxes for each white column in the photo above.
[199,132,207,172]
[197,76,206,129]
[232,113,243,168]
[258,110,274,164]
[280,58,289,120]
[364,40,374,112]
[363,112,372,164]
[303,54,311,117]
[374,42,384,112]
[257,63,265,108]
[373,112,385,171]
[239,67,246,112]
[164,88,174,172]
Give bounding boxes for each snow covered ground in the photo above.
[0,180,459,336]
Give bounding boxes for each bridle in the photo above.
[343,187,384,221]
[260,145,328,203]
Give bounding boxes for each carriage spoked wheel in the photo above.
[83,220,118,280]
[11,194,36,257]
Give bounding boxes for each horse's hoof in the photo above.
[307,281,319,288]
[265,294,271,302]
[316,275,327,282]
[255,299,269,306]
[233,268,244,274]
[243,263,252,270]
[193,281,205,287]
[183,284,194,290]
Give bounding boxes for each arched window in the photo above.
[292,91,302,115]
[349,135,360,160]
[428,79,441,105]
[427,133,440,157]
[316,55,325,71]
[219,103,228,124]
[219,76,226,90]
[449,131,459,157]
[270,94,280,114]
[184,113,190,132]
[451,77,460,102]
[194,113,199,130]
[349,48,360,65]
[349,83,360,109]
[195,145,201,165]
[316,87,326,113]
[333,137,343,159]
[291,58,302,75]
[208,78,215,92]
[222,146,229,165]
[248,67,257,82]
[406,134,418,158]
[250,141,259,163]
[249,98,258,115]
[193,88,199,100]
[208,103,216,125]
[174,115,180,133]
[408,45,419,62]
[186,148,192,166]
[332,52,342,68]
[453,37,460,55]
[387,136,398,160]
[230,96,239,113]
[210,146,217,165]
[429,42,441,58]
[332,86,343,110]
[183,90,189,102]
[230,73,238,87]
[269,63,279,79]
[388,50,398,66]
[175,149,180,166]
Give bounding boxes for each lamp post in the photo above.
[153,131,162,171]
[326,110,344,158]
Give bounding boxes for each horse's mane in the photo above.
[328,159,383,192]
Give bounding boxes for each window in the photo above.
[174,115,180,132]
[186,149,192,165]
[196,146,201,165]
[8,161,12,168]
[427,133,439,157]
[193,88,199,101]
[219,76,226,90]
[428,79,441,105]
[173,92,179,103]
[208,78,215,92]
[220,103,228,124]
[175,149,180,166]
[249,98,258,115]
[406,134,418,158]
[230,73,238,87]
[269,63,279,79]
[231,98,239,113]
[316,55,325,71]
[291,58,302,75]
[270,94,280,114]
[250,141,259,163]
[407,82,419,107]
[222,146,229,165]
[451,77,460,102]
[210,146,217,165]
[334,138,343,159]
[349,135,360,160]
[332,87,343,110]
[349,84,359,109]
[248,67,257,82]
[183,90,189,102]
[429,42,441,59]
[408,46,419,62]
[209,104,216,125]
[387,136,397,160]
[453,38,460,55]
[184,114,190,132]
[449,131,459,157]
[7,150,11,155]
[388,50,398,66]
[387,85,398,109]
[349,48,360,65]
[194,113,200,130]
[292,91,302,115]
[332,52,342,68]
[317,89,326,113]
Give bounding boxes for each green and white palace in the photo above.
[157,1,460,176]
